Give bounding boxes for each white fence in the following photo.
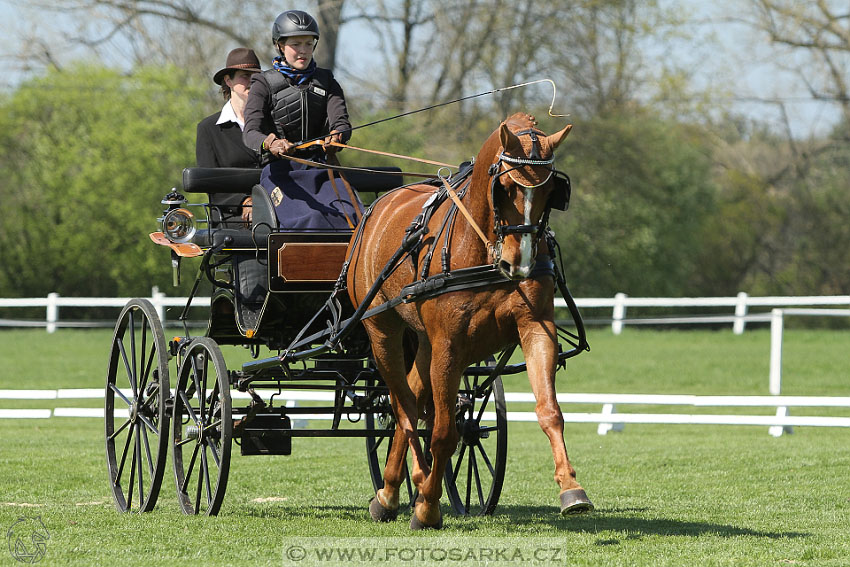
[2,290,849,334]
[2,307,848,436]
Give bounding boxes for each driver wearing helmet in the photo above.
[242,10,361,230]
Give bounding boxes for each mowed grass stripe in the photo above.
[1,328,849,565]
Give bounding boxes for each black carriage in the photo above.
[105,164,588,517]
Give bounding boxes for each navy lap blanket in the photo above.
[260,160,364,230]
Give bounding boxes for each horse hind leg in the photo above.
[410,347,460,530]
[366,324,430,522]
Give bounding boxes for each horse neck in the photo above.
[466,136,502,235]
[445,149,498,262]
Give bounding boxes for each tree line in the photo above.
[2,1,849,301]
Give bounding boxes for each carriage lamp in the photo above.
[161,189,187,208]
[161,207,196,243]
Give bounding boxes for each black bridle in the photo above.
[486,128,567,270]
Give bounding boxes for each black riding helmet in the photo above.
[272,10,320,45]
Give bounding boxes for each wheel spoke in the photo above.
[464,446,473,512]
[139,414,159,437]
[129,311,138,396]
[116,337,135,396]
[202,444,213,508]
[141,421,155,477]
[126,428,138,510]
[138,318,150,397]
[189,354,205,421]
[115,420,135,485]
[180,441,201,494]
[474,440,496,477]
[109,417,132,441]
[199,354,208,420]
[140,383,160,411]
[470,445,484,510]
[109,382,133,407]
[475,388,493,423]
[178,390,201,425]
[205,380,220,423]
[136,423,145,508]
[452,443,468,482]
[207,440,221,468]
[194,453,204,513]
[368,433,387,457]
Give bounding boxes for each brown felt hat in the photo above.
[213,47,261,85]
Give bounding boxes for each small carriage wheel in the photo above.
[171,337,232,516]
[364,380,431,511]
[443,374,508,516]
[105,298,171,513]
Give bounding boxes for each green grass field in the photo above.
[1,328,849,566]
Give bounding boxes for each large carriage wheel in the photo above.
[443,374,508,516]
[365,374,507,516]
[105,298,171,513]
[172,337,232,516]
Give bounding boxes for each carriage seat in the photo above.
[181,166,405,196]
[181,166,404,249]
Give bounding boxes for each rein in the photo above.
[276,152,437,179]
[295,140,456,170]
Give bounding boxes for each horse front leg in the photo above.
[520,320,594,515]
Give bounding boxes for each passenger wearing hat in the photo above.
[242,10,363,231]
[196,47,263,223]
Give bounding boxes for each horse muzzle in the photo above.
[494,224,539,280]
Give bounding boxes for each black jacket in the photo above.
[196,112,261,169]
[195,111,261,215]
[243,67,351,154]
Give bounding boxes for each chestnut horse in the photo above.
[347,113,592,529]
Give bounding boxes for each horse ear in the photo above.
[499,123,522,153]
[545,124,572,151]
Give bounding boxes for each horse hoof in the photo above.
[369,497,398,522]
[560,488,594,515]
[409,512,443,530]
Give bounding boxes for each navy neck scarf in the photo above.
[273,57,317,85]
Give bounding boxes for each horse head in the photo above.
[486,113,571,279]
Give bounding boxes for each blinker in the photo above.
[548,172,571,211]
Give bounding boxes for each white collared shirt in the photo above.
[216,100,244,131]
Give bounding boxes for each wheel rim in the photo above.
[105,299,170,513]
[172,338,232,516]
[444,374,507,516]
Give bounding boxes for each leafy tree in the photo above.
[0,64,209,298]
[549,109,716,297]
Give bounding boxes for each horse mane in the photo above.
[503,112,538,131]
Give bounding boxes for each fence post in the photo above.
[151,286,166,327]
[46,293,59,333]
[768,308,792,436]
[733,291,749,335]
[612,293,627,335]
[769,309,783,396]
